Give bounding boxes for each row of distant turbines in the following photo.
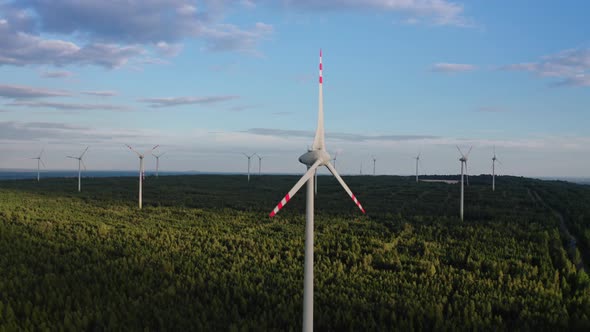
[24,50,503,332]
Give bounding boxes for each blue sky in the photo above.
[0,0,589,177]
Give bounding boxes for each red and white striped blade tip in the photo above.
[269,193,291,217]
[351,194,366,214]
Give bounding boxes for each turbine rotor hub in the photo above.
[299,149,331,167]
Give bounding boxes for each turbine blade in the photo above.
[81,159,87,171]
[466,146,473,158]
[456,145,465,158]
[126,144,141,157]
[144,145,160,155]
[40,159,46,168]
[325,162,366,214]
[311,49,325,150]
[38,148,44,158]
[269,159,322,217]
[66,156,76,159]
[79,146,89,158]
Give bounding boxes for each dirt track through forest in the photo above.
[529,189,588,273]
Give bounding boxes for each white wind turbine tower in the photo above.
[268,50,365,332]
[257,154,263,176]
[243,153,256,182]
[372,155,377,176]
[31,148,45,182]
[126,144,159,209]
[457,146,472,221]
[67,146,89,192]
[152,151,166,178]
[414,152,421,183]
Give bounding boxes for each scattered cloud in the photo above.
[246,128,439,142]
[7,101,131,112]
[154,42,184,57]
[0,0,273,68]
[227,104,261,112]
[82,90,118,97]
[40,70,74,79]
[200,22,273,54]
[0,84,72,99]
[270,0,469,26]
[431,63,476,73]
[0,121,144,143]
[273,111,293,116]
[500,48,590,87]
[139,95,240,108]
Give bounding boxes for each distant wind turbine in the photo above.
[243,153,256,182]
[268,50,365,332]
[31,148,45,182]
[457,146,472,221]
[257,154,263,176]
[67,146,89,192]
[126,144,159,209]
[152,151,166,178]
[492,146,501,191]
[332,151,339,170]
[414,152,421,183]
[372,155,377,176]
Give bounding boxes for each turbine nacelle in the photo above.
[299,150,331,167]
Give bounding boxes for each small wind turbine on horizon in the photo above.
[257,154,263,176]
[126,144,159,209]
[67,146,89,192]
[414,152,421,183]
[31,148,45,182]
[243,153,256,182]
[268,50,365,332]
[152,151,166,178]
[492,146,501,191]
[332,151,339,170]
[457,146,472,221]
[372,155,377,176]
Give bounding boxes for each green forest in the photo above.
[0,174,589,331]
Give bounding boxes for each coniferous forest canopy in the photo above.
[0,174,589,330]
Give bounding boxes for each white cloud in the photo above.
[269,0,469,26]
[0,0,273,67]
[431,63,476,73]
[81,91,118,97]
[139,95,240,108]
[0,84,72,99]
[501,48,590,87]
[7,101,131,111]
[40,70,74,79]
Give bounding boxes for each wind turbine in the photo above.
[457,146,472,221]
[31,148,45,182]
[152,151,166,178]
[332,151,339,170]
[268,50,365,332]
[67,146,89,192]
[492,146,501,192]
[257,154,263,176]
[243,153,256,182]
[126,144,159,209]
[372,155,377,176]
[414,152,421,183]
